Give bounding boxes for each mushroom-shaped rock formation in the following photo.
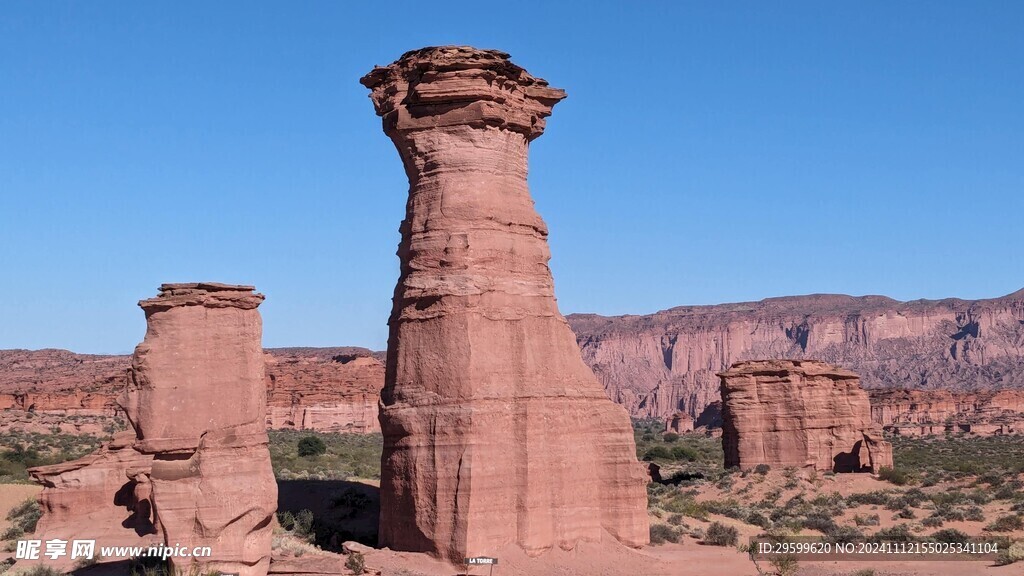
[361,46,649,563]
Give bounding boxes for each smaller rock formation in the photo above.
[121,283,277,576]
[719,360,893,472]
[28,431,159,565]
[664,412,694,434]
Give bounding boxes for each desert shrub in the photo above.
[666,514,685,526]
[661,495,708,520]
[985,515,1024,533]
[847,491,889,506]
[746,511,770,528]
[895,507,916,520]
[297,436,327,457]
[671,445,699,461]
[649,523,683,545]
[825,525,864,544]
[5,498,41,534]
[853,514,880,527]
[344,551,365,574]
[870,524,914,543]
[964,506,985,522]
[642,446,673,461]
[663,433,679,443]
[801,513,836,533]
[978,472,1005,487]
[929,528,970,544]
[994,481,1024,501]
[877,466,910,486]
[770,555,800,576]
[996,541,1024,565]
[753,464,771,475]
[277,509,315,542]
[703,522,738,546]
[922,516,943,528]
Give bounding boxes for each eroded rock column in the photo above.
[120,283,276,576]
[361,46,649,562]
[719,359,894,472]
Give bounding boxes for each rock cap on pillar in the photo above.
[360,45,567,142]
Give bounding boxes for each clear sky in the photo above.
[1,2,1021,354]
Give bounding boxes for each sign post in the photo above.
[465,556,498,576]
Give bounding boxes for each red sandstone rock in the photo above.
[665,412,694,434]
[123,283,277,576]
[27,431,159,565]
[570,289,1024,423]
[869,388,1024,436]
[719,360,894,473]
[265,353,383,433]
[0,348,385,435]
[362,46,649,563]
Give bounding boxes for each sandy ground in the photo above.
[0,483,41,533]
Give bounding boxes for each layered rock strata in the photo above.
[869,389,1024,436]
[569,289,1024,422]
[719,360,894,472]
[362,46,649,562]
[120,283,277,576]
[0,348,384,435]
[27,431,159,565]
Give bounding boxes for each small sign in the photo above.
[466,557,498,565]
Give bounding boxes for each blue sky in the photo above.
[1,2,1021,353]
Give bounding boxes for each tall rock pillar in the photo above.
[120,283,277,576]
[361,46,649,563]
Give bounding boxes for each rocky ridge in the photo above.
[568,289,1024,422]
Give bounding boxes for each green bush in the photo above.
[753,464,771,475]
[297,436,327,458]
[703,522,738,546]
[663,433,679,443]
[877,466,910,486]
[671,445,699,461]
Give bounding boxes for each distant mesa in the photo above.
[719,360,893,473]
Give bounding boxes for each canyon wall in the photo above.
[569,289,1024,422]
[0,348,384,434]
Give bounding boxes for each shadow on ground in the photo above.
[277,479,380,551]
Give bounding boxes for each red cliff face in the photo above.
[362,46,649,563]
[0,348,386,434]
[568,289,1024,422]
[869,388,1024,435]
